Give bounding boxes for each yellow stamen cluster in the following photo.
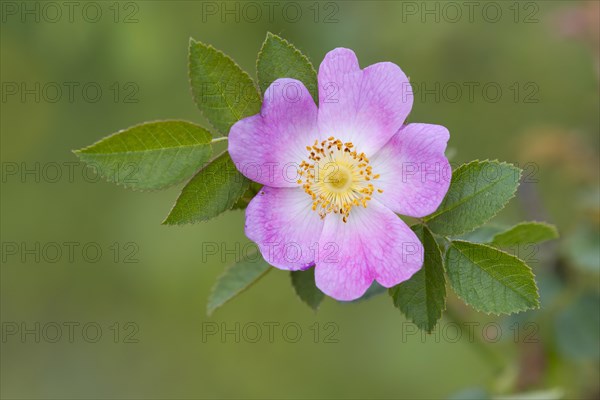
[297,136,383,223]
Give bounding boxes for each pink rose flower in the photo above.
[229,48,451,301]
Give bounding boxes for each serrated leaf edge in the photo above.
[207,256,272,316]
[489,221,559,246]
[290,269,324,312]
[188,38,261,137]
[161,151,250,225]
[447,240,540,316]
[390,226,447,333]
[425,159,523,236]
[72,119,213,193]
[256,31,318,103]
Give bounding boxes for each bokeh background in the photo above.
[1,1,599,399]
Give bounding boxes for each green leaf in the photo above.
[425,160,522,236]
[490,221,559,247]
[232,182,262,210]
[207,250,271,315]
[291,268,324,310]
[390,225,446,332]
[74,120,213,191]
[256,32,318,103]
[352,282,387,302]
[456,225,507,243]
[163,152,250,224]
[446,240,539,314]
[189,38,261,136]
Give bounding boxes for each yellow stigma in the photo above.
[298,136,382,223]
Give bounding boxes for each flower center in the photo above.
[297,136,383,223]
[327,167,352,191]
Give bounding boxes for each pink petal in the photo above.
[245,186,324,270]
[228,78,318,187]
[317,48,413,156]
[315,200,424,301]
[318,48,360,85]
[371,123,451,218]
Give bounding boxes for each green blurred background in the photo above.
[1,1,598,399]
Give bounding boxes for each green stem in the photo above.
[211,136,228,143]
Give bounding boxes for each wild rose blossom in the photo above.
[229,48,451,301]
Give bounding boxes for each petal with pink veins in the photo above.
[245,186,324,270]
[315,200,424,301]
[317,48,413,156]
[371,123,451,218]
[228,78,318,188]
